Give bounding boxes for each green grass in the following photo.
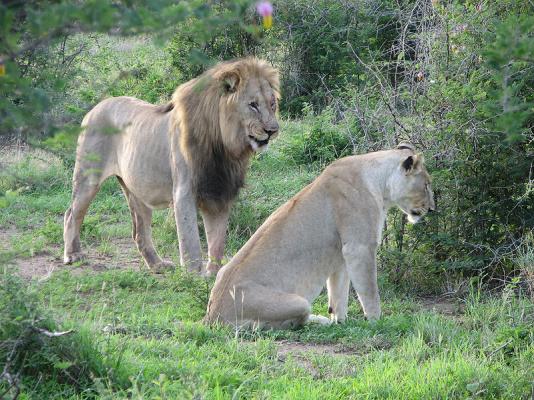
[2,267,533,399]
[1,135,533,399]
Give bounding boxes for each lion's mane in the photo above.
[163,58,280,213]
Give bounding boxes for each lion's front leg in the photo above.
[342,244,381,320]
[201,207,231,276]
[174,186,203,273]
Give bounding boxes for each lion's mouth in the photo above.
[248,135,269,148]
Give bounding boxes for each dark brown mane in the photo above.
[188,139,250,213]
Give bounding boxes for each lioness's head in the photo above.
[392,143,435,223]
[215,59,280,154]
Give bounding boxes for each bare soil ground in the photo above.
[3,231,142,281]
[276,341,360,358]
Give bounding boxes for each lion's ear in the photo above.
[402,154,423,174]
[220,71,240,94]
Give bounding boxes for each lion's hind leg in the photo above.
[63,174,101,264]
[64,119,118,264]
[117,178,173,273]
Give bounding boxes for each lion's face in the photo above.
[218,71,280,156]
[393,154,435,223]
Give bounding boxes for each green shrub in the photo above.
[0,150,69,195]
[280,106,352,165]
[0,268,130,397]
[516,233,534,299]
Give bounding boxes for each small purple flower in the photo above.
[256,1,273,17]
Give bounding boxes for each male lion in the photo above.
[63,58,280,274]
[205,143,435,329]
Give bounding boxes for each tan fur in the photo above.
[205,144,435,329]
[63,58,280,274]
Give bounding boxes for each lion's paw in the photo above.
[204,262,222,277]
[149,260,175,274]
[64,252,85,265]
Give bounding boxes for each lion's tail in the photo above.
[155,102,174,113]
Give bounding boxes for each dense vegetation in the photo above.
[1,0,533,398]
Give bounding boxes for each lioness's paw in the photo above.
[307,314,332,325]
[330,314,346,324]
[64,252,85,265]
[149,260,175,274]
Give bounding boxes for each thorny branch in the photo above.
[0,325,74,399]
[347,42,410,138]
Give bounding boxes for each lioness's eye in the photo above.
[249,102,259,112]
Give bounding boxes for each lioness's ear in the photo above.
[220,71,240,94]
[402,154,423,174]
[396,142,415,151]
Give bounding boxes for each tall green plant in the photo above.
[0,268,129,397]
[0,0,253,140]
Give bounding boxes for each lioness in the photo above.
[205,144,435,329]
[63,58,280,274]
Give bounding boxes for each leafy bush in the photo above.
[280,106,352,165]
[516,233,534,300]
[167,3,261,82]
[271,0,400,115]
[0,148,69,195]
[0,268,129,397]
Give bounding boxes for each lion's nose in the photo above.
[264,123,279,137]
[265,129,278,138]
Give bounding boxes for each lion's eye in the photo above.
[249,102,259,112]
[270,95,276,111]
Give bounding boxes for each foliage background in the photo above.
[3,0,531,290]
[1,0,533,397]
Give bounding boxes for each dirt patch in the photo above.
[11,249,62,281]
[419,297,465,315]
[4,230,144,281]
[69,237,144,276]
[276,341,358,359]
[276,341,359,378]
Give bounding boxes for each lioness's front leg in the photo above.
[342,244,381,320]
[327,267,350,323]
[201,207,231,276]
